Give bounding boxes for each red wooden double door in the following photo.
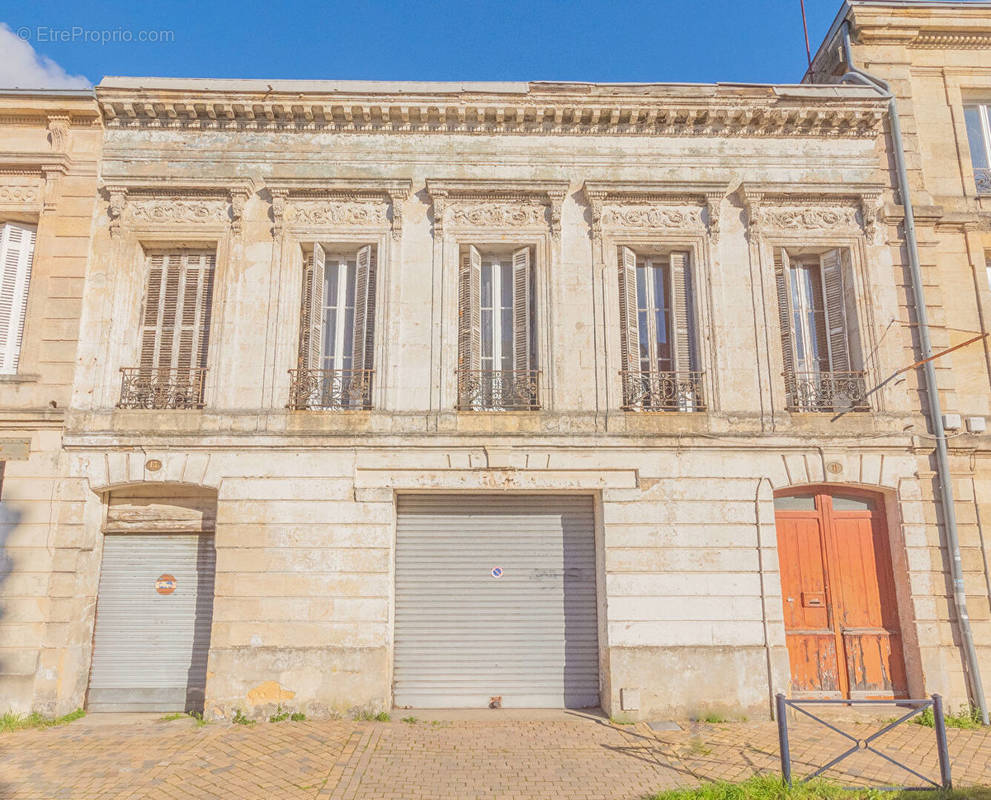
[775,487,908,698]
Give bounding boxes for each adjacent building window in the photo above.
[0,222,37,375]
[119,250,215,409]
[457,245,538,410]
[618,246,703,411]
[964,104,991,194]
[775,248,867,412]
[290,243,376,409]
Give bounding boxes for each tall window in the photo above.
[964,104,991,194]
[458,245,537,410]
[119,249,215,409]
[293,243,376,409]
[775,248,866,412]
[618,246,701,411]
[0,222,36,375]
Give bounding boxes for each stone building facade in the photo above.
[0,90,102,710]
[1,61,985,719]
[811,0,991,724]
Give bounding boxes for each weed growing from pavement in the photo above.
[647,775,991,799]
[0,708,84,733]
[353,711,390,722]
[914,705,983,730]
[401,716,419,724]
[232,709,255,725]
[269,705,306,723]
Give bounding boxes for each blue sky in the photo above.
[0,0,844,88]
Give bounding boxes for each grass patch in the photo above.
[401,716,419,724]
[0,708,84,733]
[647,775,991,799]
[353,710,390,722]
[269,705,306,723]
[232,709,255,725]
[161,712,187,722]
[914,705,984,730]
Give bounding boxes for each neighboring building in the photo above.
[811,0,991,726]
[0,90,102,711]
[5,37,989,720]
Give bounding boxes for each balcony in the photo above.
[288,368,373,410]
[457,369,540,411]
[784,370,869,413]
[976,167,991,194]
[620,370,706,412]
[118,367,207,410]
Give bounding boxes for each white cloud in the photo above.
[0,23,90,89]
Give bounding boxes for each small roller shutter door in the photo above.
[88,534,216,712]
[394,495,599,708]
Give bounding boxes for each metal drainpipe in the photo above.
[836,22,988,724]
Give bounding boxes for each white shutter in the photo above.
[458,245,482,374]
[669,251,695,372]
[512,246,531,372]
[351,244,376,374]
[774,249,796,376]
[298,244,325,371]
[617,246,640,375]
[0,223,36,374]
[820,248,851,373]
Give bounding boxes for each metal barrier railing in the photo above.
[776,693,951,791]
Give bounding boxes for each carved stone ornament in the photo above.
[449,202,547,228]
[108,188,127,237]
[600,204,705,230]
[229,187,249,234]
[761,205,861,231]
[127,198,229,225]
[290,200,388,227]
[47,115,71,153]
[0,184,41,205]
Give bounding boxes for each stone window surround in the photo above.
[264,178,411,412]
[98,178,248,411]
[426,179,568,413]
[742,183,885,417]
[584,181,722,416]
[0,152,71,383]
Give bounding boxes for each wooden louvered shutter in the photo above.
[669,251,696,372]
[820,248,851,372]
[351,244,376,373]
[298,244,325,370]
[458,245,482,373]
[774,248,796,376]
[617,246,640,375]
[138,251,214,376]
[0,223,36,374]
[512,246,531,372]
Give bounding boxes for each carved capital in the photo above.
[270,189,289,237]
[108,188,127,238]
[547,189,566,241]
[388,190,407,241]
[587,193,605,240]
[860,193,883,245]
[743,192,764,241]
[229,187,250,235]
[431,191,448,237]
[47,115,71,153]
[705,193,722,243]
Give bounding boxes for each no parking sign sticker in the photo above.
[490,567,503,578]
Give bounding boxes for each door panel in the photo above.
[775,489,907,699]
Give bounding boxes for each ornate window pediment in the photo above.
[426,179,569,239]
[0,153,72,214]
[103,178,254,237]
[740,183,883,244]
[264,178,411,240]
[582,181,724,243]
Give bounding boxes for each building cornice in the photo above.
[95,85,886,138]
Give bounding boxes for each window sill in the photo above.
[0,373,41,384]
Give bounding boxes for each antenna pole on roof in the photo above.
[800,0,813,68]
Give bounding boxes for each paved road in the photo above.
[3,711,989,799]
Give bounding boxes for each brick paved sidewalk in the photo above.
[2,712,990,800]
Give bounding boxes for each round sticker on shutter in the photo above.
[491,567,503,578]
[155,574,177,594]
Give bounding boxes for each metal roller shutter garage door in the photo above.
[395,495,599,708]
[88,533,216,712]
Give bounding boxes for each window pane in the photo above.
[501,307,512,367]
[636,266,647,311]
[343,306,354,360]
[965,106,989,170]
[653,264,667,309]
[345,261,356,307]
[774,494,816,511]
[324,262,338,307]
[501,262,513,308]
[637,311,649,360]
[481,264,492,308]
[323,309,337,369]
[482,310,493,358]
[832,495,874,512]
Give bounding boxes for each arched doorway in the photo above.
[774,486,907,698]
[87,484,217,713]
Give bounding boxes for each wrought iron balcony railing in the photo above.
[457,369,540,411]
[288,368,373,410]
[118,367,207,410]
[784,370,869,412]
[976,167,991,194]
[621,370,706,412]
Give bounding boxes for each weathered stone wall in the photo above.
[0,94,101,713]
